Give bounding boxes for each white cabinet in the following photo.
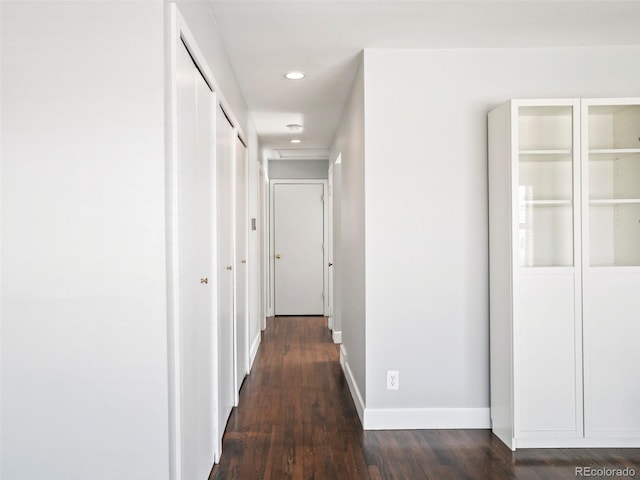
[581,100,640,441]
[488,98,640,450]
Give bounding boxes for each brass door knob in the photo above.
[226,266,233,271]
[275,254,281,259]
[200,278,208,284]
[328,262,333,267]
[241,259,247,264]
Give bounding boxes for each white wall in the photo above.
[258,153,269,329]
[268,159,329,179]
[1,2,169,478]
[361,46,640,427]
[248,133,262,362]
[244,128,264,375]
[330,57,366,418]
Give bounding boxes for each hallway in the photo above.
[209,317,640,480]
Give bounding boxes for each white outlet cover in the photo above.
[387,370,399,390]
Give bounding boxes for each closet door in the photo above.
[235,137,249,387]
[216,106,236,453]
[176,40,216,479]
[582,98,640,438]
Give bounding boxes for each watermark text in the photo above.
[575,466,636,478]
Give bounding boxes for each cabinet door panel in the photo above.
[584,273,640,437]
[516,273,580,436]
[585,102,640,266]
[517,105,576,267]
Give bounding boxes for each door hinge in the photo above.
[321,292,325,300]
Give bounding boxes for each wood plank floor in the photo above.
[210,316,640,480]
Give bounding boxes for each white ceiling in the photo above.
[208,1,640,155]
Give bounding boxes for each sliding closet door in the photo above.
[176,40,216,479]
[235,137,249,387]
[216,106,236,452]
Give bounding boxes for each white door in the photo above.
[216,106,235,452]
[327,165,334,329]
[176,41,216,479]
[235,137,249,386]
[330,162,342,342]
[273,183,325,315]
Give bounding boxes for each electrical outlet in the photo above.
[386,370,399,390]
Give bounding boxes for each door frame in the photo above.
[269,179,329,317]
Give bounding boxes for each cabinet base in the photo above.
[513,437,640,449]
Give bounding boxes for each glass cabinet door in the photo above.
[517,105,575,267]
[586,103,640,266]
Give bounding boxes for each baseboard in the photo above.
[340,345,365,424]
[337,346,490,431]
[249,332,261,370]
[332,330,342,344]
[364,407,491,430]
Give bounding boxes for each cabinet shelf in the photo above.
[520,149,572,155]
[589,149,640,161]
[520,150,572,162]
[589,199,640,205]
[524,200,572,206]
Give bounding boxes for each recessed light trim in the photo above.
[286,123,303,132]
[284,71,305,80]
[290,139,302,144]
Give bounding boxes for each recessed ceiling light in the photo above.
[286,123,303,132]
[290,139,302,144]
[284,71,305,80]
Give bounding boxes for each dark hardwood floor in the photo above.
[210,316,640,479]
